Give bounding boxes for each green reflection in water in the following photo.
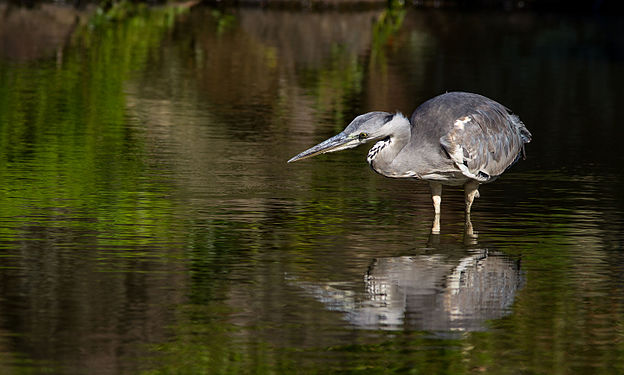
[210,9,237,35]
[143,305,285,375]
[0,4,190,240]
[371,5,405,69]
[0,4,196,373]
[298,44,365,128]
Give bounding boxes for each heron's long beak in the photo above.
[287,132,358,163]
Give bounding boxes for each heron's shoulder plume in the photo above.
[509,114,532,144]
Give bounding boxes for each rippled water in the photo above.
[1,4,623,374]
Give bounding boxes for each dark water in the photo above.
[1,4,624,374]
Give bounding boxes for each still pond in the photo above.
[0,3,623,374]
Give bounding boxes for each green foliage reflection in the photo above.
[0,4,191,239]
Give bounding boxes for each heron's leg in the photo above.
[464,180,480,215]
[429,182,442,234]
[430,182,442,214]
[463,181,480,240]
[464,213,477,241]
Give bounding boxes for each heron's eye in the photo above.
[358,132,369,140]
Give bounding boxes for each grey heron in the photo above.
[288,92,532,233]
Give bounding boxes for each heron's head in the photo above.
[288,112,408,163]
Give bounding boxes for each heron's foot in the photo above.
[428,231,441,247]
[464,213,478,239]
[431,213,441,234]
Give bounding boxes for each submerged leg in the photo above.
[464,180,480,239]
[464,213,477,240]
[430,182,442,234]
[464,180,480,215]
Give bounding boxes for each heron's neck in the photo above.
[366,114,411,174]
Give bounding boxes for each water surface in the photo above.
[0,4,623,374]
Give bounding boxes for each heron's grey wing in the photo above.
[439,104,531,182]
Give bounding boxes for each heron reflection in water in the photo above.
[289,92,532,233]
[291,248,523,332]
